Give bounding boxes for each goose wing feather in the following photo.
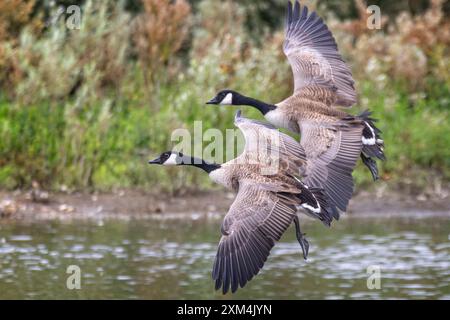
[299,120,362,213]
[284,1,356,107]
[212,180,297,294]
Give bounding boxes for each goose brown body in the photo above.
[269,88,366,212]
[273,89,351,129]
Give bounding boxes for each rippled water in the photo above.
[0,214,449,299]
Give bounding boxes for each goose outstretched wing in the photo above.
[284,1,356,107]
[212,180,297,294]
[299,120,362,213]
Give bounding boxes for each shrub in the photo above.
[0,0,42,93]
[8,0,131,104]
[0,0,448,193]
[133,0,191,97]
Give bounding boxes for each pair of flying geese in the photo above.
[149,1,385,294]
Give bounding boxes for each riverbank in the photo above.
[1,187,449,221]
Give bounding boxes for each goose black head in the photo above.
[149,151,221,173]
[148,151,184,166]
[206,90,277,115]
[206,90,242,105]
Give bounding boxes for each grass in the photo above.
[0,0,448,193]
[352,81,450,190]
[0,77,449,193]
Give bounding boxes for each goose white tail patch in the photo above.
[302,190,321,214]
[362,137,375,145]
[220,93,233,105]
[362,121,376,145]
[163,153,178,166]
[296,177,321,213]
[302,202,321,214]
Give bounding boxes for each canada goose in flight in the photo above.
[149,111,337,294]
[207,1,385,214]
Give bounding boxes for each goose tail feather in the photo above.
[357,110,385,180]
[292,177,339,226]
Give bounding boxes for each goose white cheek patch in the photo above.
[220,93,233,105]
[163,153,179,166]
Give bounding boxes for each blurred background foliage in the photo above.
[0,0,448,196]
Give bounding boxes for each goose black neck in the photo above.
[182,156,221,174]
[235,95,277,115]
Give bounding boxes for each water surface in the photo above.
[0,214,449,299]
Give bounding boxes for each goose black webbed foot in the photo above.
[294,215,309,260]
[298,234,309,260]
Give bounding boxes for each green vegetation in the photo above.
[0,0,449,192]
